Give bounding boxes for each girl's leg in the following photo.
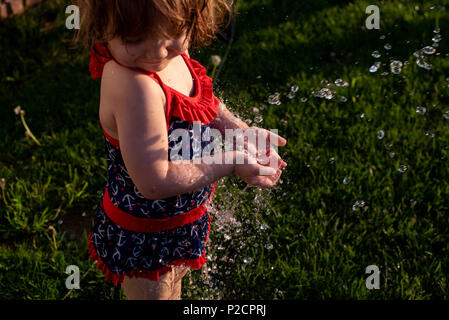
[122,265,189,300]
[168,265,189,300]
[122,270,174,300]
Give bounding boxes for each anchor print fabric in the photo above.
[105,117,215,219]
[88,116,216,285]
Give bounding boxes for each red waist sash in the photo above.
[102,181,216,233]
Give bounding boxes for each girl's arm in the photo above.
[209,100,250,136]
[106,60,242,200]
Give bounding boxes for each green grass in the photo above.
[1,0,449,299]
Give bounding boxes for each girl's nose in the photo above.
[146,48,169,61]
[142,39,169,60]
[166,42,184,56]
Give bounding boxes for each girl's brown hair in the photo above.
[74,0,236,51]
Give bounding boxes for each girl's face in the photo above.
[107,29,190,72]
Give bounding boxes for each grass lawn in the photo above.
[1,0,449,299]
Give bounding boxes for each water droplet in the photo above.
[398,164,408,173]
[260,223,268,230]
[432,34,442,43]
[338,95,348,102]
[377,130,385,139]
[264,243,273,250]
[334,79,344,86]
[416,106,426,114]
[425,130,435,138]
[371,50,381,58]
[268,93,281,105]
[443,111,449,120]
[389,151,395,158]
[290,85,299,93]
[360,113,365,119]
[390,60,403,74]
[343,176,350,185]
[422,46,436,55]
[286,91,296,99]
[314,88,335,99]
[384,43,392,50]
[369,61,381,73]
[413,50,423,58]
[352,200,366,211]
[300,97,308,103]
[254,115,263,123]
[415,51,432,70]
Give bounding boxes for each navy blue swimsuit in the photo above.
[87,43,220,285]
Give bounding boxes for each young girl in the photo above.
[75,0,287,300]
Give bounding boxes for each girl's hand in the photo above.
[237,126,287,170]
[233,151,281,188]
[246,166,284,188]
[232,125,288,188]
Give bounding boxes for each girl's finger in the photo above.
[271,149,287,168]
[262,128,286,146]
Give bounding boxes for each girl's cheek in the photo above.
[117,43,143,61]
[126,44,144,55]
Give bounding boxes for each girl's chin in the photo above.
[139,60,168,71]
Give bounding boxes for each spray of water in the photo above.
[181,174,289,299]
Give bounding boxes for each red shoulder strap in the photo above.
[89,43,113,79]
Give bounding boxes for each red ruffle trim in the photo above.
[87,212,212,286]
[89,43,112,80]
[89,42,219,126]
[170,58,220,125]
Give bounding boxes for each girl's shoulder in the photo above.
[102,59,167,110]
[99,60,168,141]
